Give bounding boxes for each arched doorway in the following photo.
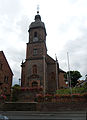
[32,81,38,87]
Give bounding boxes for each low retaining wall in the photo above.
[37,102,87,111]
[1,100,87,111]
[1,102,37,111]
[0,96,87,111]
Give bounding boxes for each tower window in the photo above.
[34,32,37,37]
[4,76,8,84]
[33,49,38,55]
[33,32,38,42]
[32,65,37,74]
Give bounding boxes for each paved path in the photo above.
[0,111,86,120]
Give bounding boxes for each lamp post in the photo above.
[19,78,21,86]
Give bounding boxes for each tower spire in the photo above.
[37,5,39,15]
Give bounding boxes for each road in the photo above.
[0,111,86,120]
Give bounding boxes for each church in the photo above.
[21,11,66,94]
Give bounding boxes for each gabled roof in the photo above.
[46,54,56,64]
[46,54,66,73]
[59,68,66,73]
[0,51,13,75]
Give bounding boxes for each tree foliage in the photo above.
[12,84,21,101]
[12,84,20,89]
[64,71,82,87]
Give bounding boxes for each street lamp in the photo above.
[85,74,87,80]
[19,78,21,86]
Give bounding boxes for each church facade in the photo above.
[21,12,66,94]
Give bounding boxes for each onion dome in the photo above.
[28,11,46,35]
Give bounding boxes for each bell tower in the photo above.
[26,11,47,60]
[21,11,47,90]
[21,10,66,95]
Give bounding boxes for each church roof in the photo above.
[46,54,66,73]
[46,54,55,64]
[29,14,46,35]
[59,68,66,73]
[0,51,13,75]
[29,20,45,29]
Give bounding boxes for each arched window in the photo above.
[4,87,7,93]
[33,48,38,55]
[32,81,38,87]
[34,32,37,37]
[51,72,55,80]
[0,62,2,70]
[32,65,37,74]
[4,76,8,84]
[33,32,38,42]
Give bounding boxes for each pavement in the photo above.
[0,111,87,120]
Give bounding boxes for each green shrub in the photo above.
[12,87,21,102]
[56,88,71,95]
[56,85,87,95]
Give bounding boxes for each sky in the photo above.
[0,0,87,85]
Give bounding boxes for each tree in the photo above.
[12,84,21,102]
[12,84,20,89]
[64,71,82,87]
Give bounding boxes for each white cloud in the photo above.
[0,0,87,84]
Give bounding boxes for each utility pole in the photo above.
[67,52,72,95]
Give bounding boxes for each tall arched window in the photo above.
[32,81,38,87]
[32,65,37,74]
[51,72,55,80]
[33,32,38,42]
[0,62,2,70]
[34,32,37,37]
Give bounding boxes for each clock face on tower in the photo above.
[33,37,38,42]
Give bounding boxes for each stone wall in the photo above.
[37,102,87,111]
[1,101,87,111]
[1,97,87,111]
[1,102,37,111]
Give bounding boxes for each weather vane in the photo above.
[37,5,39,14]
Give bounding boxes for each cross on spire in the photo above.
[37,5,39,15]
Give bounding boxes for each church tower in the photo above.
[21,11,67,94]
[21,11,48,93]
[26,11,47,60]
